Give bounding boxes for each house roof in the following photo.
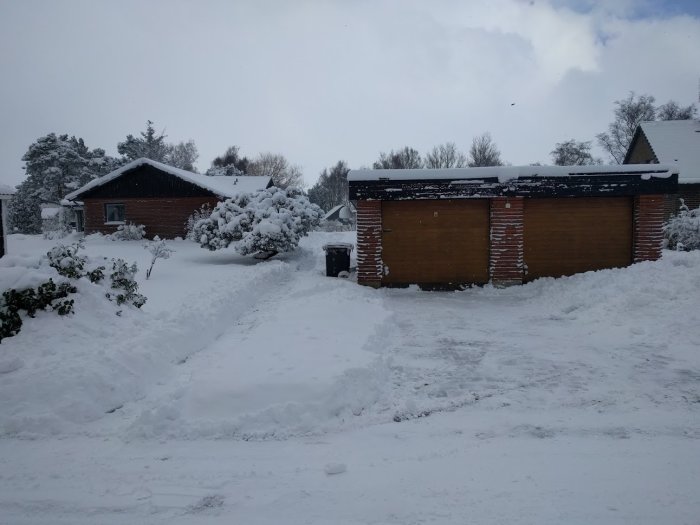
[0,183,16,199]
[324,204,355,221]
[348,164,677,183]
[64,158,272,201]
[625,120,700,183]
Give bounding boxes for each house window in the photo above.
[104,203,125,224]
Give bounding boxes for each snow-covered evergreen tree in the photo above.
[117,120,171,163]
[194,187,323,257]
[206,145,250,176]
[9,133,117,233]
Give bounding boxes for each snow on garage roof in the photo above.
[348,164,677,183]
[64,158,272,201]
[635,120,700,183]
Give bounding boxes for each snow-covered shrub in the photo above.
[194,187,323,257]
[184,204,212,241]
[106,259,146,308]
[1,279,76,342]
[144,236,174,279]
[111,222,146,241]
[664,201,700,251]
[46,239,86,279]
[42,208,72,240]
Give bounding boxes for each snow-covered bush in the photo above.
[144,236,174,279]
[46,239,87,279]
[1,279,76,342]
[664,201,700,251]
[194,187,323,257]
[111,222,146,241]
[106,259,146,308]
[184,204,212,241]
[42,207,72,240]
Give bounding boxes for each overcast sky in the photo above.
[1,0,698,188]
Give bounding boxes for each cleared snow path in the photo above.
[1,233,699,524]
[123,236,390,440]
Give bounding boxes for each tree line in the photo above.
[8,92,697,233]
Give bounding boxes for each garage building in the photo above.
[348,165,677,287]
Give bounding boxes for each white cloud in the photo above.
[0,0,697,188]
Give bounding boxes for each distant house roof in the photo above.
[64,158,272,201]
[624,120,700,183]
[0,184,16,199]
[324,204,355,221]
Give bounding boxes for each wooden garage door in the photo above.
[382,200,489,285]
[524,197,633,281]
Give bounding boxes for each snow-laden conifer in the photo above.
[194,187,323,257]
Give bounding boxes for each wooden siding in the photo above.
[84,196,220,239]
[381,200,489,286]
[523,197,633,281]
[625,132,657,164]
[80,165,218,199]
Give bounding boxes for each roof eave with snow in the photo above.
[348,164,678,183]
[349,164,678,201]
[64,158,271,202]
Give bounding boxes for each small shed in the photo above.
[349,165,677,288]
[64,158,272,238]
[0,184,16,257]
[625,119,700,218]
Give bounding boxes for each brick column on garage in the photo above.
[356,200,383,287]
[633,194,665,262]
[489,197,524,286]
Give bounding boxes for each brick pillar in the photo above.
[356,200,383,287]
[490,197,524,286]
[633,194,665,262]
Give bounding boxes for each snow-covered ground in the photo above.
[1,231,699,524]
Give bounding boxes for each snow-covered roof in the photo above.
[0,183,16,198]
[323,204,355,221]
[634,120,700,183]
[348,164,677,183]
[41,207,61,219]
[64,158,272,201]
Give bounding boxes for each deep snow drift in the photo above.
[1,232,699,524]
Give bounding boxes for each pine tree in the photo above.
[117,120,170,162]
[9,133,115,233]
[207,145,250,175]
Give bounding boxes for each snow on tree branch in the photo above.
[193,187,323,257]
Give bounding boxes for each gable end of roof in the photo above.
[624,125,659,165]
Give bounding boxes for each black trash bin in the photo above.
[323,243,354,277]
